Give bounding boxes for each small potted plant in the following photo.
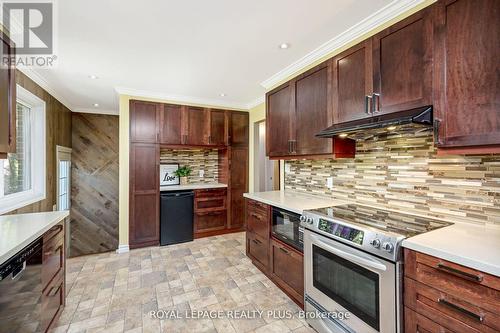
[174,166,192,185]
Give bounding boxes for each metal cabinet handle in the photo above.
[438,298,483,322]
[365,95,373,114]
[433,119,441,145]
[279,247,289,255]
[372,93,380,113]
[436,263,483,282]
[252,239,261,245]
[48,285,61,297]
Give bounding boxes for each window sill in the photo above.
[0,190,46,215]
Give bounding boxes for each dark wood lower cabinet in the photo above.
[246,232,270,274]
[194,188,228,237]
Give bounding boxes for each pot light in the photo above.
[88,75,98,79]
[93,103,99,107]
[387,126,397,131]
[339,133,348,138]
[279,43,290,49]
[220,93,226,97]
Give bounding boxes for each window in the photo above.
[56,146,71,211]
[0,85,46,214]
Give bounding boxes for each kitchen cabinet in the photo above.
[160,103,182,145]
[41,222,65,333]
[246,199,270,273]
[0,32,16,159]
[130,100,160,143]
[329,40,373,123]
[371,8,433,114]
[270,239,304,307]
[433,0,500,151]
[229,146,248,229]
[129,143,159,249]
[209,109,227,146]
[229,111,249,146]
[194,188,227,236]
[266,62,332,158]
[404,249,500,332]
[184,106,208,146]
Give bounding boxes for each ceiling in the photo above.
[20,0,423,114]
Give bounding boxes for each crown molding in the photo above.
[73,108,119,115]
[246,96,265,110]
[115,86,250,111]
[260,0,427,90]
[18,66,75,111]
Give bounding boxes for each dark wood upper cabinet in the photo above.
[160,103,182,145]
[372,8,433,114]
[129,143,159,249]
[130,100,160,143]
[184,106,209,146]
[209,109,227,146]
[229,111,249,146]
[294,63,332,155]
[330,40,373,123]
[266,82,293,157]
[0,32,16,158]
[433,0,500,149]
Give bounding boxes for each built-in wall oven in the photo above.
[271,207,303,252]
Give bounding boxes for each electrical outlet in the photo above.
[199,170,205,178]
[285,163,291,173]
[326,177,334,189]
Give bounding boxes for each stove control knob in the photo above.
[382,242,394,253]
[299,216,306,223]
[306,217,314,225]
[370,239,381,249]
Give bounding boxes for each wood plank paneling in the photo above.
[4,70,72,215]
[70,113,119,257]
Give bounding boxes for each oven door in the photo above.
[304,229,397,333]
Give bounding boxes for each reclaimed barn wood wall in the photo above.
[4,70,72,214]
[70,113,119,257]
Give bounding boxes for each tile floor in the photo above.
[51,232,315,333]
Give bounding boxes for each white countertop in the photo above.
[403,223,500,277]
[160,183,227,192]
[0,211,69,265]
[243,190,341,214]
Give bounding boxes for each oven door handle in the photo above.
[312,235,387,272]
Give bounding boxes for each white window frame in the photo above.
[0,84,46,214]
[56,145,71,211]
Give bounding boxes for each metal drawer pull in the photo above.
[433,119,441,145]
[438,298,483,322]
[279,247,289,255]
[251,213,263,220]
[252,239,261,245]
[436,263,483,282]
[48,285,61,297]
[372,93,380,113]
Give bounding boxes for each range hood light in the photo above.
[387,126,397,131]
[338,133,348,138]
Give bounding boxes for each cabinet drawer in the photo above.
[41,270,64,332]
[247,209,269,239]
[43,223,64,244]
[246,232,269,271]
[405,277,499,333]
[195,210,226,233]
[246,199,269,218]
[405,307,453,333]
[42,231,64,290]
[195,188,227,198]
[405,249,500,315]
[195,196,226,212]
[270,239,304,305]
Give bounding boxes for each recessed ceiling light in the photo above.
[220,93,226,97]
[88,75,98,79]
[279,43,290,49]
[387,126,397,131]
[93,103,99,107]
[339,133,348,138]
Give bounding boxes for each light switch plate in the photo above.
[327,177,334,189]
[199,170,205,178]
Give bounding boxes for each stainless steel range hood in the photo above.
[316,106,433,138]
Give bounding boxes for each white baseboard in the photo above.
[116,245,130,254]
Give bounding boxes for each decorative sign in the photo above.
[160,163,179,186]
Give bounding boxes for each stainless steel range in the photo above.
[300,204,452,333]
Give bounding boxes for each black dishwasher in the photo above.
[160,191,194,245]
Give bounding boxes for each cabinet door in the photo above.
[184,106,209,145]
[129,143,159,248]
[266,83,293,157]
[330,40,373,123]
[0,34,16,158]
[229,147,248,229]
[270,240,304,305]
[229,111,249,146]
[294,63,332,155]
[195,211,227,233]
[372,8,433,114]
[160,104,182,144]
[434,0,500,148]
[41,271,64,332]
[209,109,227,146]
[246,232,269,273]
[130,100,160,143]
